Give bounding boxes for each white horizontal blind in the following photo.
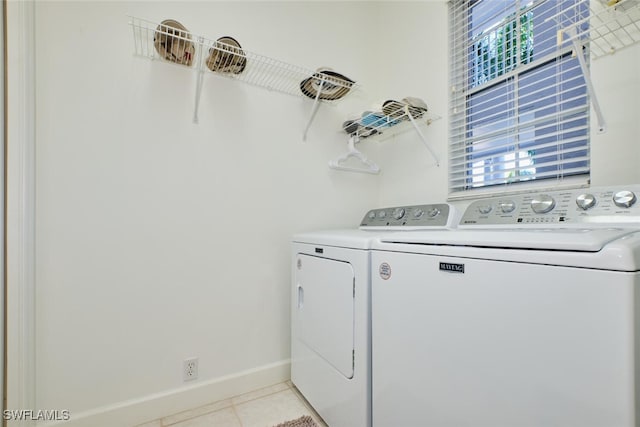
[449,0,590,197]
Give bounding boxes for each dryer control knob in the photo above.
[393,208,406,220]
[531,194,556,214]
[427,207,440,218]
[413,208,425,218]
[477,205,493,215]
[576,193,596,210]
[613,190,637,208]
[368,211,377,220]
[499,201,516,213]
[378,210,387,219]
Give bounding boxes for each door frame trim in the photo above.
[5,0,36,419]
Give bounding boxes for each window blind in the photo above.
[449,0,590,197]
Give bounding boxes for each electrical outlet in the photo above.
[183,357,198,381]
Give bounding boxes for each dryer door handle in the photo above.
[297,285,304,309]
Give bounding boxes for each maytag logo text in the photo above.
[439,262,465,273]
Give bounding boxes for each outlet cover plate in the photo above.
[183,357,198,381]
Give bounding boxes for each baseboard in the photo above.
[40,359,291,427]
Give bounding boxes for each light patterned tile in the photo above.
[288,385,328,427]
[162,399,233,426]
[309,413,329,427]
[230,382,289,406]
[234,389,312,427]
[168,407,241,427]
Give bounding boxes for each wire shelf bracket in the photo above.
[128,16,357,132]
[564,27,607,133]
[302,81,324,142]
[404,105,441,167]
[192,36,206,123]
[550,0,640,133]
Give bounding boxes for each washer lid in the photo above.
[379,228,638,252]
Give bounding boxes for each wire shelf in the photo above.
[341,100,442,167]
[589,0,640,57]
[128,16,357,99]
[344,109,441,143]
[554,0,640,58]
[329,106,441,174]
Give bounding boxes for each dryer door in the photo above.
[295,254,355,378]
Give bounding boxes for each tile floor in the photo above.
[135,381,328,427]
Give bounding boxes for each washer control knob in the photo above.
[499,201,516,213]
[393,207,406,220]
[531,194,556,214]
[477,205,493,215]
[576,193,596,210]
[613,190,637,208]
[413,208,425,219]
[368,211,376,220]
[377,210,387,219]
[427,207,441,218]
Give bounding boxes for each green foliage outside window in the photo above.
[473,11,534,87]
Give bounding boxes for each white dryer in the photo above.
[371,185,640,427]
[291,203,458,427]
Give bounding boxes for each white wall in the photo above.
[25,1,640,425]
[589,45,640,185]
[33,2,381,425]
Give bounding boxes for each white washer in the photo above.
[291,203,458,427]
[371,185,640,427]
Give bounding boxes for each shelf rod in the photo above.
[405,106,440,167]
[564,27,607,133]
[302,79,325,141]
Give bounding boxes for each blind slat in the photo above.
[449,0,590,196]
[450,144,590,172]
[452,92,589,142]
[450,105,589,150]
[449,164,590,189]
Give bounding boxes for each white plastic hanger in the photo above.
[328,135,380,174]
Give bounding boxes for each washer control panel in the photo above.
[460,185,640,227]
[360,203,453,228]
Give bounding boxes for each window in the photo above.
[449,0,590,197]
